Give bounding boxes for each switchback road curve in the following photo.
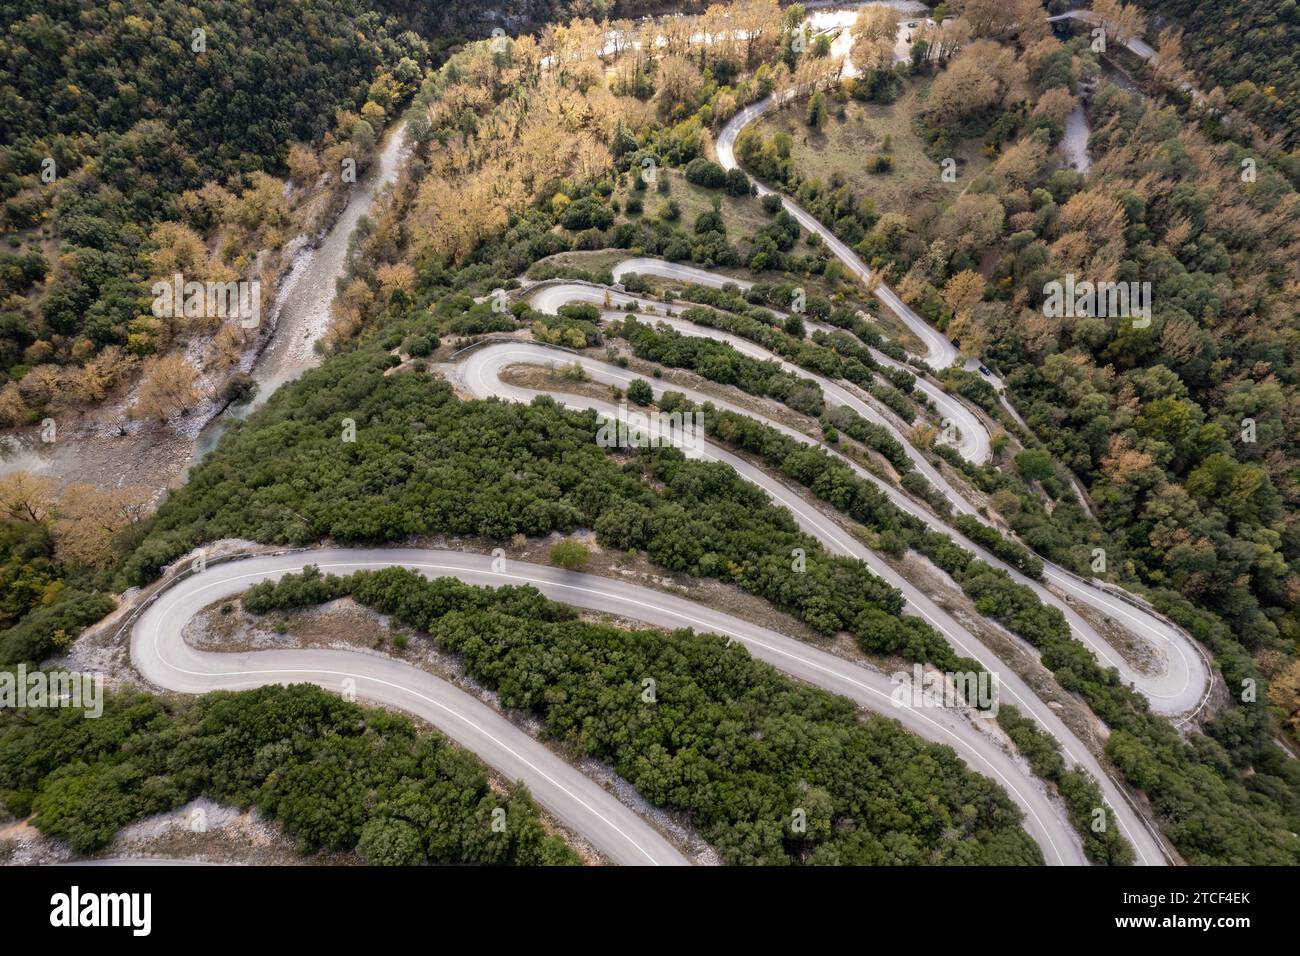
[124,2,1192,872]
[715,93,962,372]
[134,548,1086,865]
[607,257,991,465]
[132,550,690,867]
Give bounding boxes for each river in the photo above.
[195,121,410,457]
[0,121,411,490]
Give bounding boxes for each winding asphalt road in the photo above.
[608,257,990,465]
[133,551,690,867]
[529,269,1210,719]
[457,340,1171,865]
[136,547,1087,865]
[716,93,962,372]
[708,5,1171,384]
[582,5,1212,718]
[698,13,1214,718]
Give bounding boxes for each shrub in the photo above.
[725,167,751,196]
[222,372,257,404]
[549,539,589,570]
[0,591,117,665]
[684,158,728,188]
[405,335,436,357]
[626,378,654,405]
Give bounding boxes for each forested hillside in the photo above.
[1130,0,1300,143]
[0,683,577,864]
[1,0,416,177]
[844,6,1300,678]
[0,0,426,419]
[237,567,1042,865]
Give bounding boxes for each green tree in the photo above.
[1015,448,1055,483]
[806,90,828,129]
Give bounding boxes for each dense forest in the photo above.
[1130,0,1300,144]
[332,0,1300,865]
[690,399,1300,863]
[0,682,576,864]
[238,566,1042,864]
[826,3,1300,725]
[328,0,843,341]
[0,0,427,417]
[737,1,1300,862]
[1,1,417,178]
[96,316,1300,863]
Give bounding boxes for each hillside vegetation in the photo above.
[0,0,427,420]
[239,566,1043,865]
[0,682,577,864]
[1131,0,1300,144]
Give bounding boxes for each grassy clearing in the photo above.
[526,248,630,276]
[612,166,773,239]
[754,82,991,218]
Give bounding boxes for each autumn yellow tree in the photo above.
[376,262,416,299]
[914,17,972,64]
[147,221,211,278]
[733,0,783,67]
[74,345,133,404]
[656,55,704,119]
[1151,27,1191,91]
[955,0,1049,41]
[176,181,235,233]
[0,472,58,523]
[234,171,291,233]
[132,354,201,421]
[0,381,30,426]
[943,269,987,318]
[854,6,898,44]
[286,143,322,185]
[1051,190,1128,271]
[1091,0,1148,48]
[53,483,152,567]
[936,193,1005,256]
[923,40,1025,124]
[993,134,1051,188]
[326,277,376,346]
[1100,433,1158,485]
[1032,87,1077,127]
[208,324,248,369]
[942,270,989,353]
[852,7,898,77]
